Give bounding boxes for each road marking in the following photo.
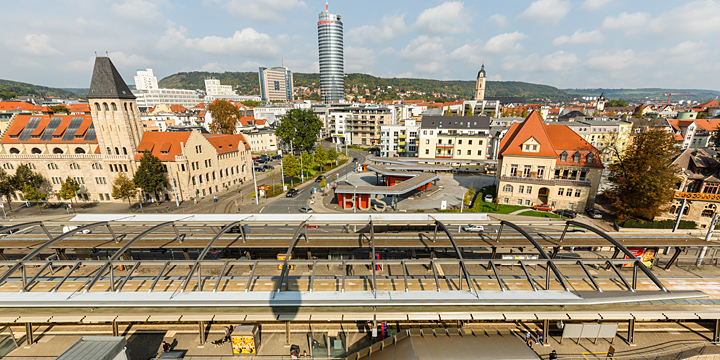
[259,207,265,213]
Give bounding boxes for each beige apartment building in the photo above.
[0,56,252,204]
[497,111,604,211]
[241,129,278,153]
[259,66,293,102]
[327,104,392,146]
[417,116,491,162]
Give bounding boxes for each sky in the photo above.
[2,0,720,90]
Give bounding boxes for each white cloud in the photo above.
[488,14,508,27]
[18,34,61,56]
[501,51,577,72]
[587,49,644,71]
[111,0,163,25]
[348,14,407,45]
[581,0,615,10]
[518,0,571,25]
[484,32,527,53]
[552,30,603,46]
[345,46,377,73]
[645,0,720,37]
[415,2,471,35]
[224,0,307,21]
[399,35,448,75]
[601,12,649,30]
[157,26,281,58]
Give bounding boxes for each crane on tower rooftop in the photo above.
[663,93,697,105]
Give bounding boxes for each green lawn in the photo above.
[441,202,529,214]
[516,209,563,218]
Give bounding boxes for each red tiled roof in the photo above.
[499,111,603,168]
[193,103,205,109]
[1,114,97,144]
[134,132,250,161]
[0,101,41,112]
[170,104,188,113]
[66,103,91,113]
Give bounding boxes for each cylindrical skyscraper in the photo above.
[318,3,344,103]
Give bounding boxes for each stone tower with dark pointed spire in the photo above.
[474,64,486,101]
[88,56,144,157]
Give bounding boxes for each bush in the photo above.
[619,219,697,229]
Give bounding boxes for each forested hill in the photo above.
[0,79,81,100]
[158,71,572,102]
[566,88,720,103]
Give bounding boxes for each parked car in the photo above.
[586,208,603,219]
[254,167,265,172]
[286,189,299,197]
[556,209,577,218]
[462,225,484,232]
[257,159,267,164]
[532,204,553,212]
[299,206,314,213]
[271,155,280,160]
[263,164,274,170]
[484,194,493,203]
[315,175,325,182]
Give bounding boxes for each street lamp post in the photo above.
[353,185,358,213]
[252,163,259,205]
[279,150,285,192]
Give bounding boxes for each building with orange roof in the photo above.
[0,101,43,133]
[667,118,720,149]
[497,111,604,210]
[0,56,252,205]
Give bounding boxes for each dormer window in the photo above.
[573,151,581,163]
[560,151,568,162]
[587,152,595,164]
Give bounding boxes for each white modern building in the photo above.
[259,66,293,102]
[380,119,420,158]
[203,79,260,103]
[131,69,203,110]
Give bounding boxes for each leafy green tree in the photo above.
[21,183,46,204]
[443,108,453,116]
[207,99,240,134]
[466,107,473,116]
[711,125,720,147]
[49,105,70,114]
[282,155,300,187]
[266,170,281,194]
[275,109,323,152]
[607,99,629,107]
[607,129,680,220]
[13,164,45,190]
[314,146,326,170]
[58,177,81,207]
[327,148,339,165]
[520,108,528,118]
[240,100,261,107]
[463,184,475,207]
[0,168,16,210]
[111,172,138,208]
[133,152,168,201]
[301,152,313,177]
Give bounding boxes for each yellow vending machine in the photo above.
[231,325,260,354]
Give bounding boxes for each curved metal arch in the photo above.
[84,221,177,293]
[180,220,244,293]
[0,221,53,240]
[565,220,668,292]
[431,217,475,294]
[0,221,109,286]
[277,217,311,293]
[499,220,569,292]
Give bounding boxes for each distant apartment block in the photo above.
[417,116,491,162]
[259,66,293,102]
[380,120,420,158]
[204,79,260,103]
[327,104,392,146]
[131,69,202,110]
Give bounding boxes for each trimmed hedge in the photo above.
[619,219,697,229]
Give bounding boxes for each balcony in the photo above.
[435,155,453,158]
[398,134,407,138]
[436,144,453,148]
[500,175,591,187]
[398,148,406,153]
[398,141,406,146]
